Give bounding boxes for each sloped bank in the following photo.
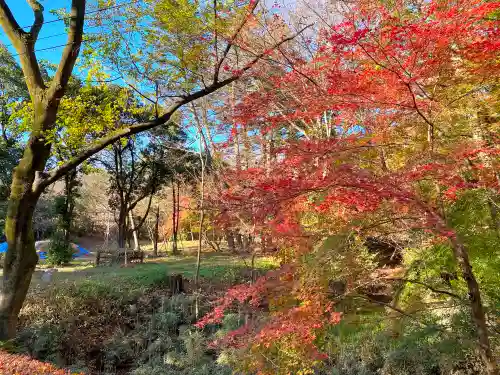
[8,258,269,374]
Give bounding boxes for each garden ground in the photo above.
[0,252,276,375]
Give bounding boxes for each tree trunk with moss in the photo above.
[0,0,86,340]
[0,129,52,339]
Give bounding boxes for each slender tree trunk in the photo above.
[203,121,216,152]
[236,233,243,250]
[231,82,241,171]
[251,252,256,283]
[62,174,71,244]
[195,202,204,320]
[62,170,77,246]
[162,236,168,254]
[379,148,389,173]
[242,235,250,252]
[171,182,178,255]
[192,102,209,318]
[153,204,159,257]
[195,133,206,289]
[488,196,500,238]
[226,230,235,252]
[242,124,251,169]
[176,180,181,240]
[117,205,127,250]
[449,236,497,375]
[128,210,140,251]
[104,212,110,246]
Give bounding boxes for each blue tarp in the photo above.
[0,241,91,259]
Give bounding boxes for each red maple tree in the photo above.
[199,0,500,373]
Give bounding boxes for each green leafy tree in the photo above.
[0,0,306,340]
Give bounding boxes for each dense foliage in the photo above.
[0,351,83,375]
[0,0,498,374]
[197,0,500,373]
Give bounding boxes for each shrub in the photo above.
[46,231,73,266]
[322,317,486,375]
[0,351,83,375]
[182,331,206,365]
[155,311,182,331]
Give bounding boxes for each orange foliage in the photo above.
[0,351,83,375]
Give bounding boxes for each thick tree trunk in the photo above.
[449,236,497,375]
[0,198,39,340]
[0,121,54,339]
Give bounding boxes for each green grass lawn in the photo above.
[139,239,205,253]
[0,254,277,300]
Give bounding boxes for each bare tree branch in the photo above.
[214,0,260,82]
[133,191,154,231]
[384,278,463,300]
[36,24,312,192]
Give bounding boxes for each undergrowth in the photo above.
[12,255,273,374]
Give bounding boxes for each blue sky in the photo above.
[0,1,222,151]
[0,1,80,65]
[0,0,297,66]
[0,1,296,150]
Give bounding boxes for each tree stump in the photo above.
[166,274,184,295]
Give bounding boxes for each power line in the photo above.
[8,36,118,58]
[6,0,141,32]
[8,19,136,58]
[2,21,127,48]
